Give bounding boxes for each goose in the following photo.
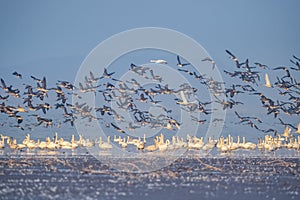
[12,71,22,79]
[177,55,190,67]
[225,49,241,68]
[99,136,112,150]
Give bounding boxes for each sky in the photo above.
[0,0,299,141]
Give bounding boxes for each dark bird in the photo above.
[225,50,241,68]
[190,115,207,124]
[100,68,116,80]
[30,75,42,82]
[273,66,292,79]
[0,95,9,101]
[178,68,193,76]
[12,71,22,79]
[278,118,297,130]
[254,62,269,69]
[176,55,190,67]
[111,123,125,133]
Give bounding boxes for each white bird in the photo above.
[265,73,273,88]
[150,59,168,64]
[176,91,196,105]
[295,123,300,134]
[99,136,112,150]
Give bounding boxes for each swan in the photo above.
[229,135,240,151]
[99,136,112,150]
[59,138,72,149]
[37,139,48,149]
[158,139,170,152]
[296,123,300,134]
[46,137,59,150]
[136,134,146,150]
[113,135,122,143]
[202,137,216,151]
[145,144,158,151]
[0,135,5,148]
[217,137,229,152]
[119,138,128,148]
[188,136,204,150]
[26,140,37,150]
[8,138,17,149]
[240,137,256,150]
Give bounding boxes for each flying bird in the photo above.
[12,71,22,79]
[225,50,241,68]
[150,59,168,64]
[202,57,216,70]
[176,55,190,67]
[265,73,273,88]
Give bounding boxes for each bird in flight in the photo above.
[12,71,22,79]
[225,50,241,68]
[177,55,190,67]
[202,57,216,70]
[265,73,273,88]
[150,59,168,64]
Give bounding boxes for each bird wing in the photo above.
[177,55,181,65]
[1,78,7,89]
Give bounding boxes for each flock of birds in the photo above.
[1,131,300,153]
[0,50,299,154]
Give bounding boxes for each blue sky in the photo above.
[0,0,299,140]
[1,0,299,76]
